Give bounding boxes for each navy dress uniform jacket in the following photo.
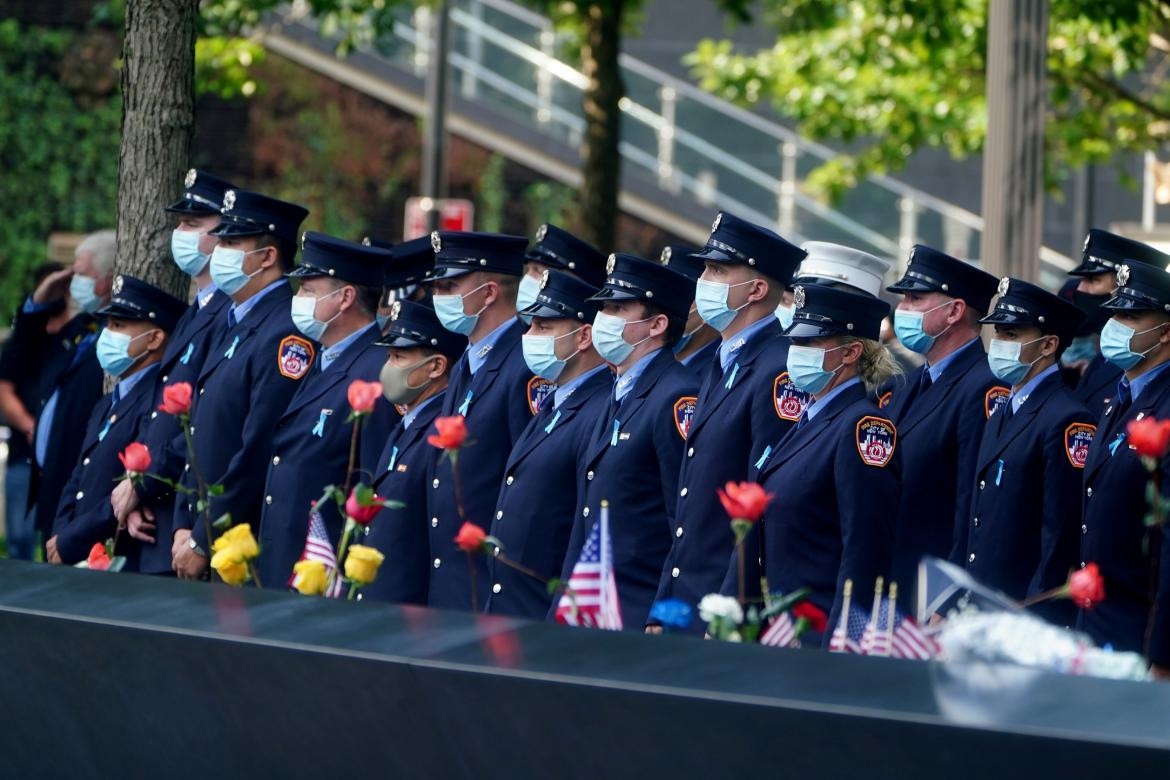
[1079,366,1170,665]
[678,339,719,380]
[361,393,446,604]
[654,321,807,625]
[881,339,1008,592]
[50,365,162,565]
[257,325,395,587]
[957,373,1095,622]
[180,284,316,551]
[128,291,230,573]
[551,349,698,629]
[485,367,613,619]
[730,381,900,643]
[427,319,538,610]
[1073,353,1121,418]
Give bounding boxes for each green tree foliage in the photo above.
[689,0,1170,201]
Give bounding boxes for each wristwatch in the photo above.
[187,537,207,557]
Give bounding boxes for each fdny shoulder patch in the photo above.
[674,396,698,440]
[878,390,893,409]
[527,375,556,415]
[278,335,315,380]
[773,372,809,422]
[1065,422,1096,469]
[856,416,897,468]
[984,386,1010,419]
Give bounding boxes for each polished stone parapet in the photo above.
[0,559,1167,778]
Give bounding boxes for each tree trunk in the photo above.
[579,1,624,251]
[114,0,198,300]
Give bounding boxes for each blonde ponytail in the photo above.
[853,338,902,394]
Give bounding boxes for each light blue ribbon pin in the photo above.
[995,458,1005,486]
[387,445,399,472]
[311,409,329,438]
[97,417,113,442]
[1109,433,1126,456]
[610,418,621,447]
[224,335,240,359]
[544,409,562,434]
[725,362,740,390]
[754,445,772,470]
[458,390,473,417]
[180,343,195,365]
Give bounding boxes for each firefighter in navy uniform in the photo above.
[485,269,612,619]
[652,212,807,631]
[517,223,607,320]
[169,189,311,579]
[658,245,720,375]
[960,278,1095,623]
[552,253,699,629]
[361,301,466,604]
[731,283,900,644]
[1080,262,1170,678]
[45,277,187,566]
[882,246,1008,592]
[256,232,397,587]
[425,232,539,610]
[1065,229,1170,416]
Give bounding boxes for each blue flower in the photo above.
[649,599,693,630]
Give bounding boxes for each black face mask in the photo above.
[1072,290,1112,334]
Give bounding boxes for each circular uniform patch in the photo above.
[856,416,897,468]
[984,386,1010,419]
[773,372,809,422]
[1065,422,1096,469]
[674,396,698,440]
[527,375,556,415]
[278,335,315,379]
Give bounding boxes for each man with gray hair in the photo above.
[21,229,115,554]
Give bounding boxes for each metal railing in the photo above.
[296,0,1075,286]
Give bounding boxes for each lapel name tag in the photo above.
[396,464,408,472]
[619,432,631,441]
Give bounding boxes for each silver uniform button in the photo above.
[587,470,594,481]
[433,558,441,568]
[676,526,683,538]
[433,478,440,488]
[978,480,985,490]
[506,476,514,485]
[83,458,90,466]
[199,388,204,395]
[680,487,688,497]
[161,375,168,383]
[272,456,280,465]
[968,553,976,563]
[973,517,980,527]
[150,411,158,419]
[671,567,680,577]
[492,583,502,594]
[687,447,694,457]
[1086,487,1093,497]
[265,495,273,505]
[583,507,590,517]
[1081,524,1088,534]
[76,491,84,500]
[431,517,439,527]
[496,510,504,519]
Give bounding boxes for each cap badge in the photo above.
[539,268,550,290]
[606,254,616,275]
[660,247,672,265]
[361,236,371,246]
[793,285,806,309]
[712,212,722,232]
[390,300,401,321]
[997,276,1010,297]
[112,275,124,295]
[430,231,442,253]
[184,169,197,189]
[300,231,308,251]
[1118,264,1131,286]
[536,224,548,242]
[222,190,236,212]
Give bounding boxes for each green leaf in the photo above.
[212,513,233,530]
[207,483,225,496]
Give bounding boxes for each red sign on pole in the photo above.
[404,197,474,240]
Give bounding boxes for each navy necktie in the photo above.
[227,308,237,330]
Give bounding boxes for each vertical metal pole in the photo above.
[536,27,555,123]
[421,0,452,231]
[657,85,677,191]
[898,197,919,253]
[1143,151,1157,233]
[778,142,798,237]
[980,0,1048,279]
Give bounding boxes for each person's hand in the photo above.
[127,507,157,544]
[644,625,664,635]
[111,478,139,527]
[171,529,207,580]
[45,535,61,565]
[32,268,74,305]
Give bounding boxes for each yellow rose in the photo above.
[292,559,329,596]
[210,548,249,586]
[343,544,385,586]
[212,524,260,560]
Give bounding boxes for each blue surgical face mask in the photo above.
[70,274,102,314]
[786,343,847,395]
[1100,317,1165,370]
[376,312,391,331]
[987,336,1045,386]
[592,312,652,365]
[695,278,754,332]
[171,229,210,276]
[210,246,266,296]
[893,299,954,354]
[432,282,489,336]
[516,274,542,325]
[290,288,344,342]
[522,326,582,381]
[96,328,155,377]
[1061,335,1097,366]
[775,303,795,330]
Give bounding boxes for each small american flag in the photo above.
[829,605,867,654]
[860,598,892,657]
[890,613,938,660]
[554,503,622,630]
[288,509,344,598]
[759,612,796,647]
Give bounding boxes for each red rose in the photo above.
[347,379,383,415]
[158,382,193,415]
[1067,563,1106,609]
[717,481,773,523]
[118,442,151,475]
[87,542,111,571]
[428,415,468,451]
[1127,417,1170,458]
[454,522,487,552]
[345,488,382,526]
[792,601,828,633]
